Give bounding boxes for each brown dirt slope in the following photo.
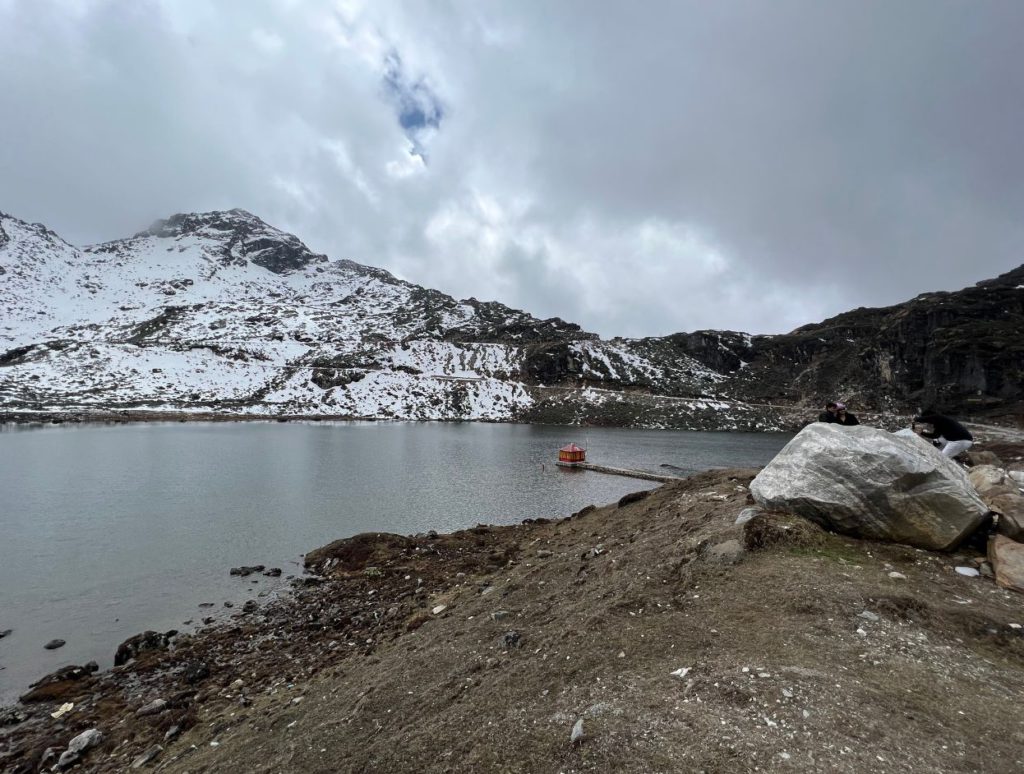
[5,468,1024,773]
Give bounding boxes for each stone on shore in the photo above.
[115,630,174,666]
[229,565,266,577]
[989,535,1024,594]
[44,638,66,650]
[19,662,99,703]
[750,424,988,550]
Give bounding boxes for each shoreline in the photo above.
[3,463,1024,772]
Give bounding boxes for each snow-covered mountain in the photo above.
[6,209,1018,428]
[1,209,763,427]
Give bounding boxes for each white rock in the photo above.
[735,507,761,525]
[670,667,691,678]
[57,729,102,769]
[750,424,989,550]
[432,604,447,615]
[858,611,880,622]
[570,717,584,744]
[888,571,907,580]
[955,566,980,577]
[137,698,168,716]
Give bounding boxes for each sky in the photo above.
[2,0,1023,338]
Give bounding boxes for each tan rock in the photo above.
[988,535,1024,594]
[968,464,1006,495]
[989,493,1024,541]
[965,450,1002,467]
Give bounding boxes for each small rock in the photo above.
[263,567,282,577]
[501,631,521,649]
[131,744,163,768]
[115,630,173,666]
[0,629,11,639]
[223,601,234,608]
[887,571,907,580]
[670,667,691,678]
[706,539,744,565]
[0,707,30,727]
[183,660,210,684]
[979,561,995,578]
[989,534,1024,594]
[242,600,258,613]
[198,602,214,608]
[136,698,168,716]
[491,610,511,621]
[735,507,762,525]
[537,550,554,558]
[432,605,447,615]
[955,566,980,577]
[229,565,265,577]
[164,725,181,741]
[858,611,880,622]
[570,717,584,744]
[44,638,66,650]
[202,616,215,624]
[57,728,102,769]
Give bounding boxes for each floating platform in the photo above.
[555,460,683,483]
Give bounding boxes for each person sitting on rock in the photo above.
[818,401,840,423]
[833,402,859,426]
[913,410,973,458]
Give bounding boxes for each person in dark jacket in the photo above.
[818,401,839,423]
[833,402,859,426]
[913,410,973,458]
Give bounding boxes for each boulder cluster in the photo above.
[750,423,1024,593]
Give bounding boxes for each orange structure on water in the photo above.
[558,443,586,463]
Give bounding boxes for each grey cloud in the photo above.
[1,0,1022,337]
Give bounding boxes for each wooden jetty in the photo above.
[555,460,682,483]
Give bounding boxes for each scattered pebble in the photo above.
[955,566,980,577]
[432,605,447,615]
[670,667,691,678]
[887,571,907,580]
[570,717,584,744]
[858,611,880,622]
[44,639,66,650]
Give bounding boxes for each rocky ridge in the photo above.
[1,208,1022,428]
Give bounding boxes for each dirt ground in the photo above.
[5,454,1024,773]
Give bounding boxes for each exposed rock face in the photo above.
[750,424,989,550]
[988,535,1024,594]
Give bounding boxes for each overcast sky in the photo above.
[2,1,1023,338]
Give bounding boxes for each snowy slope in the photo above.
[0,209,745,425]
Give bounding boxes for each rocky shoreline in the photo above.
[3,439,1024,772]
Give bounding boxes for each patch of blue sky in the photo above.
[382,50,443,158]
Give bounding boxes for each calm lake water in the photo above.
[0,421,790,704]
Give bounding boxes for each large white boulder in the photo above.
[750,424,988,550]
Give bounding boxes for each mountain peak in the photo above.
[120,209,328,275]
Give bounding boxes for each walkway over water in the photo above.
[555,460,683,483]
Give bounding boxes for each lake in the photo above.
[0,421,790,704]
